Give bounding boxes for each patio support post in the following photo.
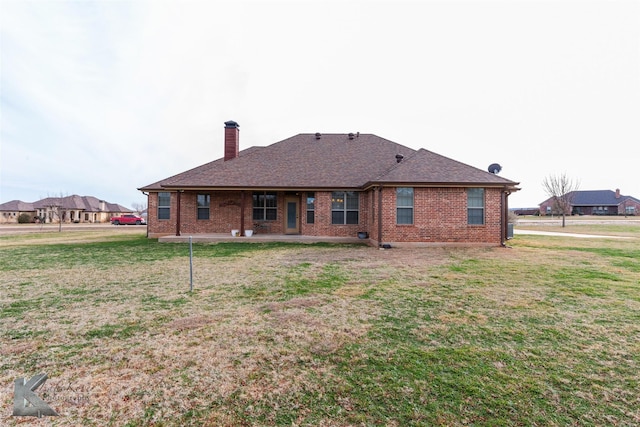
[240,191,246,236]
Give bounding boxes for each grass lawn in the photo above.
[1,228,639,426]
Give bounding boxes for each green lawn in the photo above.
[1,229,639,426]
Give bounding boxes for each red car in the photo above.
[110,214,146,225]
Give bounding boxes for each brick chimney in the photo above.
[615,188,620,199]
[224,120,239,161]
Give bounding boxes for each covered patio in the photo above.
[158,233,367,245]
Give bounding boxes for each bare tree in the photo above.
[43,199,63,232]
[542,173,580,227]
[42,192,68,232]
[131,201,147,214]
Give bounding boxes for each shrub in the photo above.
[18,213,33,223]
[508,210,519,224]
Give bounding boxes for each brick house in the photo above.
[139,121,520,246]
[540,189,640,216]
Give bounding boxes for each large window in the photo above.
[331,191,359,224]
[306,192,315,224]
[158,192,171,220]
[396,187,414,225]
[253,192,277,221]
[467,188,484,225]
[197,194,210,220]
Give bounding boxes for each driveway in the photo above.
[514,229,631,239]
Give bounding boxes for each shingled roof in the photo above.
[0,200,34,211]
[72,195,130,213]
[0,196,131,213]
[568,190,640,206]
[140,133,519,191]
[372,148,516,186]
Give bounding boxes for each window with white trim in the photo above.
[306,192,315,224]
[253,192,277,221]
[197,194,210,220]
[331,191,359,224]
[158,192,171,220]
[396,187,414,224]
[467,188,484,225]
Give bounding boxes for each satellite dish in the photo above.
[488,163,502,174]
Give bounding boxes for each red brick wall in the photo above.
[300,191,369,238]
[147,191,176,237]
[378,187,503,245]
[148,191,285,237]
[620,199,640,215]
[147,188,504,244]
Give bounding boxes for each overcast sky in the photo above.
[1,0,638,209]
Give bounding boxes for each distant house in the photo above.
[0,195,132,224]
[139,121,520,246]
[540,189,640,216]
[0,200,35,223]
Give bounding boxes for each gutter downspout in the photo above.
[142,191,149,238]
[501,187,511,247]
[377,185,383,247]
[240,191,246,236]
[500,189,505,246]
[176,191,182,236]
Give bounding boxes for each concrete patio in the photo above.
[158,233,368,245]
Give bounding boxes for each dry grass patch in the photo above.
[1,232,639,425]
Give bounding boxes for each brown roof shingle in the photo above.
[372,149,517,186]
[139,133,519,191]
[0,200,34,211]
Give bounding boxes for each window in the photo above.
[158,192,171,220]
[306,192,315,224]
[253,192,277,220]
[467,188,484,225]
[396,187,414,224]
[197,194,210,220]
[331,191,359,224]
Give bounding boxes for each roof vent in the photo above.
[348,132,355,140]
[395,154,404,163]
[315,132,321,140]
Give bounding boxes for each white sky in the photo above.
[1,0,639,209]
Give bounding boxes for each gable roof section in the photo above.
[570,190,639,206]
[0,200,34,211]
[140,133,519,191]
[27,195,132,212]
[539,190,640,206]
[1,196,132,212]
[371,149,518,187]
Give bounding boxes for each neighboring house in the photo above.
[0,200,35,223]
[0,195,132,224]
[540,189,640,216]
[139,121,520,246]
